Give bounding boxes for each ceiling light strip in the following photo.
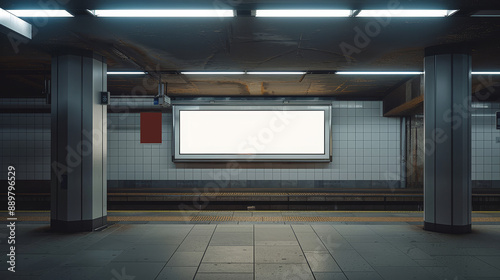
[6,9,461,18]
[0,8,32,39]
[255,10,353,17]
[470,15,500,17]
[470,10,500,17]
[336,71,424,75]
[180,72,306,75]
[471,72,500,75]
[337,72,500,75]
[91,10,235,17]
[107,72,147,75]
[181,72,245,75]
[357,10,458,17]
[247,72,306,75]
[7,10,73,17]
[107,71,500,76]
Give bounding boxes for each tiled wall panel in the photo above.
[2,98,497,187]
[472,103,500,181]
[106,101,402,183]
[0,99,51,180]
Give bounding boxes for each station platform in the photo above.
[1,211,500,280]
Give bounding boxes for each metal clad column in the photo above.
[424,45,471,234]
[51,51,107,232]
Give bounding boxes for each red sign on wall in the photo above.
[140,112,162,143]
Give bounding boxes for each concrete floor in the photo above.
[1,212,500,280]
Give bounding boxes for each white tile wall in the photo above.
[331,101,401,181]
[0,99,51,180]
[107,101,402,181]
[472,103,500,181]
[3,98,497,184]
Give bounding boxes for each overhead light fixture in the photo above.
[471,10,500,17]
[471,104,490,109]
[472,114,496,117]
[181,72,245,75]
[472,72,500,75]
[90,10,235,17]
[357,10,458,17]
[255,10,353,17]
[336,71,423,75]
[247,72,306,75]
[7,10,74,17]
[107,71,147,75]
[181,71,306,75]
[107,71,500,76]
[0,8,32,39]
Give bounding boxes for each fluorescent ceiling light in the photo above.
[181,71,306,75]
[471,15,500,18]
[256,10,352,17]
[336,71,423,75]
[472,114,495,117]
[108,71,499,76]
[91,10,234,17]
[471,104,490,108]
[471,10,500,17]
[357,10,458,17]
[247,72,306,75]
[472,72,500,75]
[0,8,32,39]
[337,71,500,75]
[7,10,73,17]
[107,71,147,75]
[181,72,245,75]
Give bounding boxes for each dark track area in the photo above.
[4,188,500,211]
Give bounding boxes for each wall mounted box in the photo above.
[100,91,110,105]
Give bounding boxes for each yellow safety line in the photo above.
[2,210,425,214]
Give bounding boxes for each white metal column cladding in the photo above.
[50,52,107,232]
[424,46,472,234]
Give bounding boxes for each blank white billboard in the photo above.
[173,105,331,162]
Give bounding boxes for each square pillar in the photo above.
[50,51,107,232]
[424,45,472,233]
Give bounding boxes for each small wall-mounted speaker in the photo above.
[101,91,110,105]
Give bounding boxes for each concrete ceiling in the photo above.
[1,0,500,99]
